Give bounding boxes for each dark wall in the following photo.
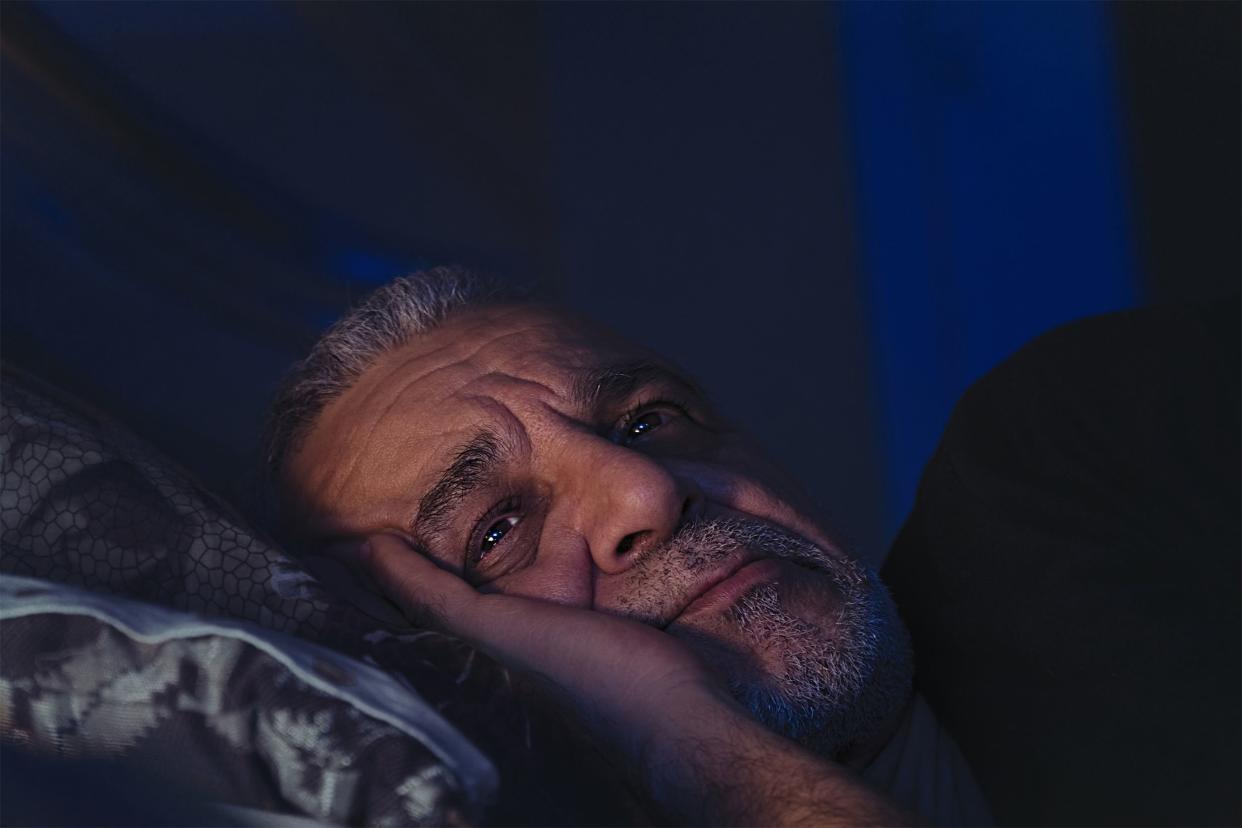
[1,1,560,516]
[541,3,885,559]
[1113,0,1241,303]
[2,1,1235,563]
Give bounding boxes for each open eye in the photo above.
[479,515,519,557]
[622,410,668,444]
[617,400,689,446]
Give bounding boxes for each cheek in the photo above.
[715,439,815,509]
[485,528,595,609]
[683,452,842,556]
[667,616,763,687]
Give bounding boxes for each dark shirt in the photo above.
[882,299,1241,826]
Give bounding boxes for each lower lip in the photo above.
[678,558,785,619]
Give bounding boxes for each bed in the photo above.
[0,370,637,826]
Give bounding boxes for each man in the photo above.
[266,267,989,826]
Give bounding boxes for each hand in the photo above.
[351,533,914,827]
[352,533,736,765]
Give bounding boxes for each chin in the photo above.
[630,514,914,758]
[676,561,914,761]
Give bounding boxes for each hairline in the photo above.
[262,267,523,533]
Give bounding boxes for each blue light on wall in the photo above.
[835,1,1140,540]
[330,248,418,285]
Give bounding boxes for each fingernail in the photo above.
[357,540,374,564]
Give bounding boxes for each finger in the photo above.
[300,551,409,629]
[362,537,719,732]
[363,535,616,660]
[315,538,409,617]
[360,533,481,633]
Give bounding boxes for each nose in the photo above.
[559,437,704,574]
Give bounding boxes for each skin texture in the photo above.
[287,304,840,580]
[284,303,914,825]
[357,534,912,827]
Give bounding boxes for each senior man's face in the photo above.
[287,303,912,760]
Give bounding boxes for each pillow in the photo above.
[1,573,493,825]
[0,370,640,825]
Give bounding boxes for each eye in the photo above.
[623,410,667,444]
[618,400,690,446]
[479,515,520,557]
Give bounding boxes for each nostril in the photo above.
[616,531,644,556]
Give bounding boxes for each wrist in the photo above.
[636,694,914,827]
[633,691,772,824]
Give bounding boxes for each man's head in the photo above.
[268,267,912,761]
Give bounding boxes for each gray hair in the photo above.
[264,266,508,475]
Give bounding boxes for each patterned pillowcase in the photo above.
[0,371,644,825]
[2,372,345,633]
[0,371,630,822]
[1,573,494,825]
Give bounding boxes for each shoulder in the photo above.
[936,299,1239,529]
[882,299,1241,826]
[951,298,1239,437]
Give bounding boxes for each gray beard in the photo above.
[618,517,913,759]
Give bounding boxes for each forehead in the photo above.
[356,302,648,401]
[286,303,657,532]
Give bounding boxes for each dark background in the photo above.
[3,1,1237,564]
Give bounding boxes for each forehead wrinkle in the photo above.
[411,394,533,544]
[348,315,575,427]
[337,327,504,454]
[464,369,563,405]
[330,334,565,509]
[361,307,644,416]
[321,353,471,518]
[300,303,658,533]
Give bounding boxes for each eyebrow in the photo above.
[411,430,503,542]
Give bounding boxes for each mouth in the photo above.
[666,553,784,626]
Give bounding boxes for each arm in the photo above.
[355,534,913,827]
